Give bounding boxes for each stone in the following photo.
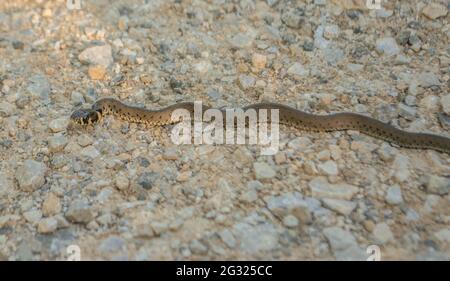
[392,155,410,183]
[0,173,13,197]
[422,3,448,20]
[417,72,440,88]
[385,185,403,205]
[241,188,258,202]
[441,95,450,115]
[265,192,312,223]
[253,162,276,180]
[0,102,13,117]
[323,227,365,261]
[42,193,61,216]
[26,75,51,103]
[48,135,67,153]
[65,200,94,224]
[424,175,449,195]
[375,37,400,56]
[80,146,100,159]
[228,33,254,48]
[37,217,58,234]
[78,44,113,67]
[238,74,256,89]
[115,175,129,190]
[99,236,126,254]
[322,198,356,216]
[232,221,279,254]
[16,160,47,192]
[287,62,309,78]
[71,91,85,105]
[88,65,106,80]
[281,7,305,29]
[372,223,394,244]
[318,160,338,176]
[137,172,159,190]
[434,228,450,243]
[23,210,42,224]
[323,24,340,39]
[282,215,299,228]
[49,118,69,133]
[219,229,236,248]
[189,240,208,255]
[323,47,344,65]
[309,177,359,200]
[252,53,267,70]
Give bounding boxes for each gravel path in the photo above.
[0,0,449,260]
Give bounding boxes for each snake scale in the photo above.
[70,98,450,154]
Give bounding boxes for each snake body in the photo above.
[70,98,450,154]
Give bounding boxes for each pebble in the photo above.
[23,210,42,224]
[88,65,107,80]
[48,135,67,153]
[77,134,94,147]
[421,3,448,20]
[37,217,58,234]
[71,91,85,105]
[232,221,279,254]
[137,172,160,190]
[42,193,61,216]
[434,228,450,243]
[65,200,94,224]
[309,177,359,200]
[417,72,440,88]
[375,37,401,56]
[26,75,51,103]
[424,175,449,195]
[15,160,47,192]
[287,62,309,78]
[78,44,113,67]
[0,101,13,117]
[228,33,254,48]
[251,53,267,70]
[49,118,69,133]
[323,227,365,261]
[372,223,394,244]
[219,229,236,248]
[241,188,258,202]
[282,215,299,228]
[189,240,208,255]
[385,185,403,205]
[318,160,338,176]
[441,95,450,115]
[265,192,312,223]
[99,236,126,254]
[322,198,356,216]
[80,146,100,159]
[392,155,410,183]
[0,173,13,197]
[115,175,130,190]
[281,7,305,29]
[253,162,276,180]
[238,74,256,90]
[323,24,340,40]
[323,47,344,65]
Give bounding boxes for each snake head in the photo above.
[70,109,101,125]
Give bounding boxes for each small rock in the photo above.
[265,192,311,223]
[78,44,113,67]
[385,185,403,205]
[372,223,394,244]
[287,62,309,78]
[252,53,267,70]
[219,229,236,248]
[16,160,47,192]
[318,160,338,176]
[238,74,256,90]
[322,198,356,216]
[376,37,401,56]
[309,177,359,200]
[241,188,258,202]
[232,221,279,254]
[80,146,100,159]
[23,210,42,224]
[424,175,449,195]
[281,7,305,29]
[26,75,51,103]
[253,162,276,180]
[65,200,94,224]
[115,175,129,190]
[417,72,440,88]
[441,95,450,115]
[323,227,365,261]
[282,215,299,228]
[42,193,61,216]
[88,65,106,80]
[0,173,13,197]
[422,3,448,20]
[49,118,69,133]
[48,135,67,153]
[434,228,450,243]
[137,172,159,190]
[323,24,340,39]
[71,91,85,105]
[37,217,58,234]
[189,240,208,255]
[228,33,254,48]
[99,236,126,254]
[0,102,13,117]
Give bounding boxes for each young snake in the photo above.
[70,98,450,154]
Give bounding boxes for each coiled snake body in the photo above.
[70,98,450,154]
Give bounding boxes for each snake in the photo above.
[69,97,450,154]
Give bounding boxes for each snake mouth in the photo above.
[70,109,101,125]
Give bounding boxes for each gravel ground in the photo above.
[0,0,449,261]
